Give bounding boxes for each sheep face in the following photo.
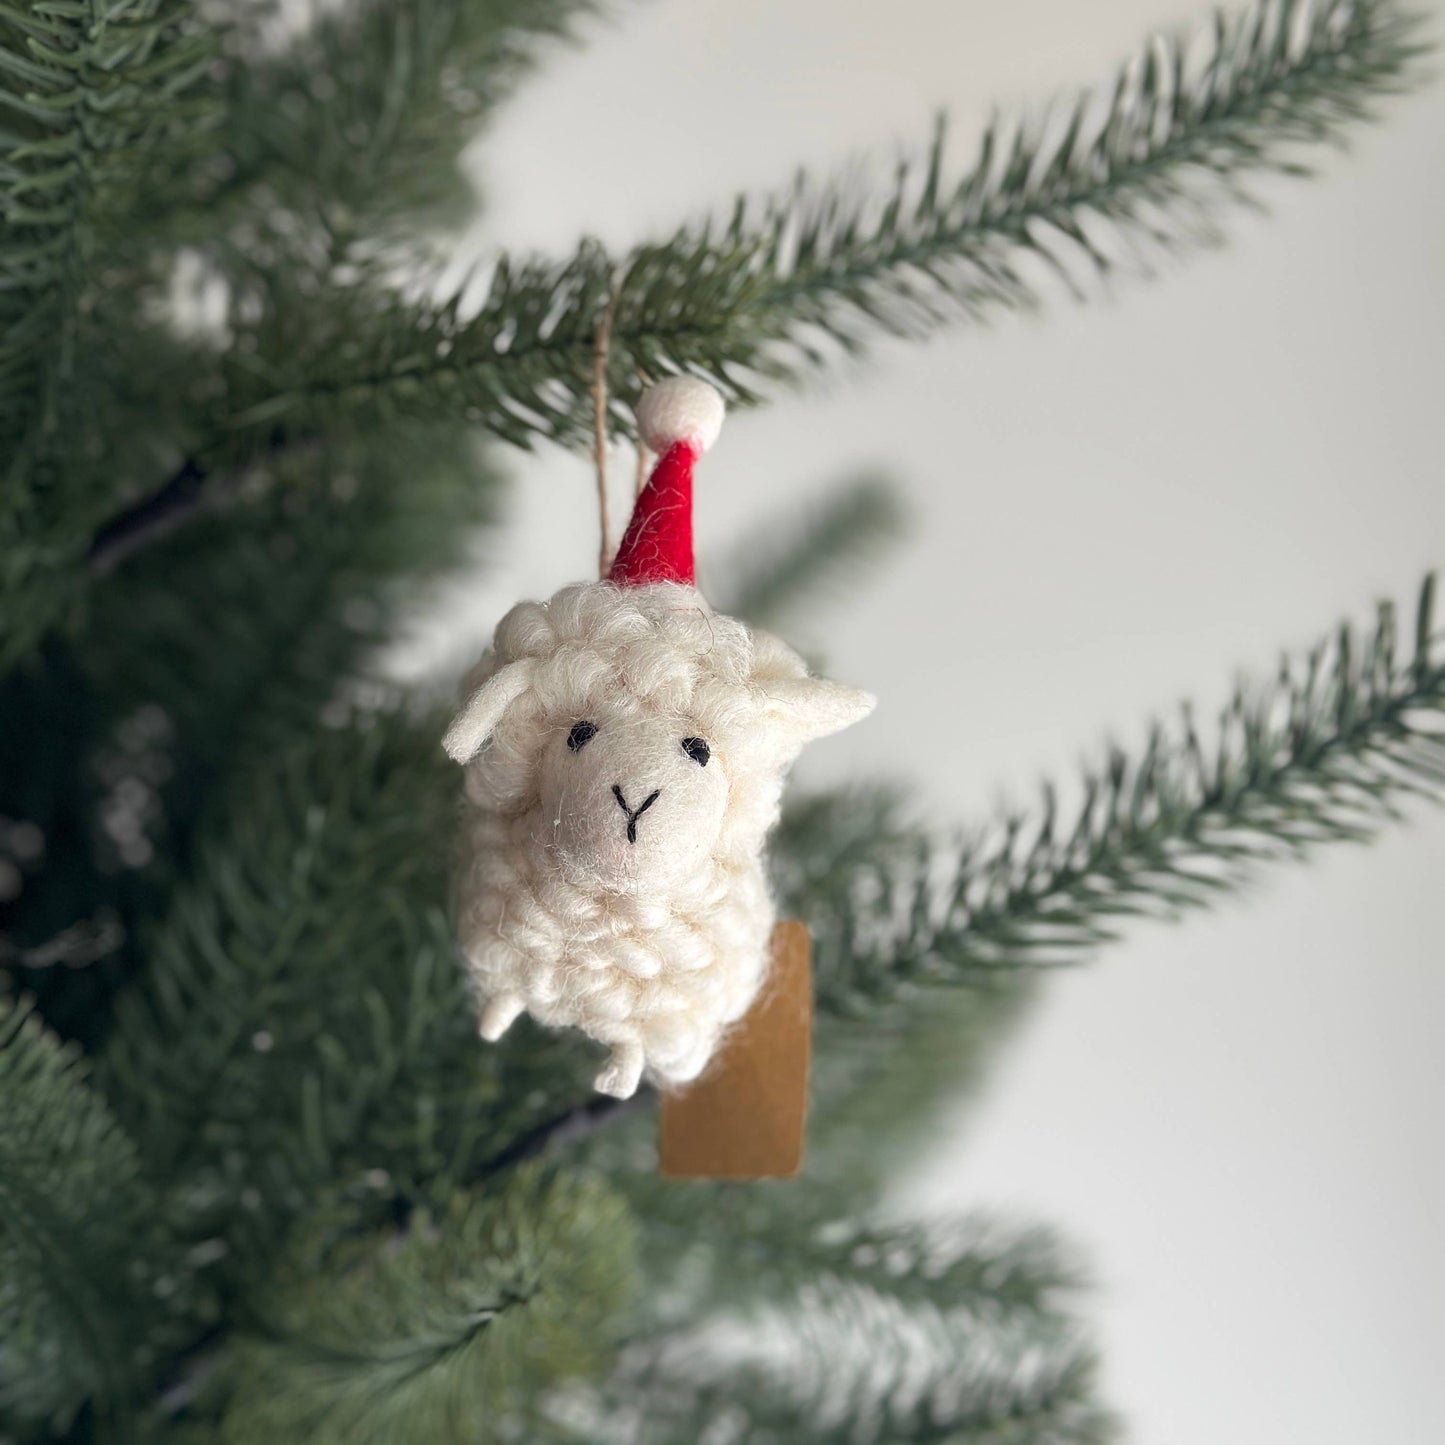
[533,709,729,893]
[443,583,877,890]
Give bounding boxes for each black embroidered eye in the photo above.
[567,721,598,753]
[681,736,710,767]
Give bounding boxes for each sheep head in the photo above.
[444,582,873,897]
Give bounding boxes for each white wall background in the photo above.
[403,2,1445,1439]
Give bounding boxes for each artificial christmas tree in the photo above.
[1,1,1438,1441]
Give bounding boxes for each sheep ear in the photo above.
[442,660,534,763]
[763,678,876,743]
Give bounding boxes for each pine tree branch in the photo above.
[148,0,594,244]
[618,1197,1088,1348]
[219,1170,636,1445]
[83,456,212,576]
[212,0,1427,450]
[0,3,221,668]
[809,573,1445,1013]
[579,1303,1115,1445]
[481,1090,653,1173]
[0,2,213,462]
[725,1217,1085,1322]
[70,0,1426,577]
[0,998,175,1433]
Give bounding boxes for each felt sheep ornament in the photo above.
[443,378,874,1099]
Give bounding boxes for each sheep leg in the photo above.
[594,1041,644,1099]
[478,992,526,1042]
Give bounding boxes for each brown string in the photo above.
[633,362,653,498]
[592,301,616,579]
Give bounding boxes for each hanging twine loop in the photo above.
[591,296,618,579]
[592,292,658,575]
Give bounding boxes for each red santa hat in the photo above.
[609,377,726,588]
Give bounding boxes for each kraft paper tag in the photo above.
[658,921,811,1180]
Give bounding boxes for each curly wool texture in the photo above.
[447,581,873,1097]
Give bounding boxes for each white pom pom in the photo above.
[636,377,725,455]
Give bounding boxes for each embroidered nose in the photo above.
[612,784,661,844]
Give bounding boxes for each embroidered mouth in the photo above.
[612,784,661,844]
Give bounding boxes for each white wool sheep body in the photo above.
[445,579,873,1098]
